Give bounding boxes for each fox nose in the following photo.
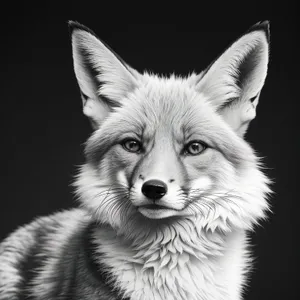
[141,179,168,201]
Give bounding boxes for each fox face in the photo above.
[71,22,271,239]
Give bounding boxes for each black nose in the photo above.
[141,179,168,201]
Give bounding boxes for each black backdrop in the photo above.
[1,3,299,300]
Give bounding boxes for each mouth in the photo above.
[137,204,178,219]
[140,204,168,210]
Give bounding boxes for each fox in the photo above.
[0,21,272,300]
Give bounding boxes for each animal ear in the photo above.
[69,21,141,129]
[196,21,270,136]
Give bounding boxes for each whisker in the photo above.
[177,186,246,219]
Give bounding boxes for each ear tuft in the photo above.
[246,20,270,43]
[68,20,97,37]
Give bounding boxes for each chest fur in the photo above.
[93,227,247,300]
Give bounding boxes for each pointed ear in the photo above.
[196,21,270,136]
[69,21,141,129]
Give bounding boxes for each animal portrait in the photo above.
[0,20,272,300]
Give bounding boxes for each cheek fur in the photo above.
[185,150,236,190]
[189,176,212,192]
[185,150,214,181]
[106,146,141,186]
[205,152,237,188]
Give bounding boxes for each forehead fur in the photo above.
[86,73,255,165]
[110,73,220,129]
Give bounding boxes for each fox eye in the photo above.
[184,141,207,155]
[121,139,142,153]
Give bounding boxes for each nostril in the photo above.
[141,179,168,201]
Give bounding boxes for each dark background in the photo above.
[1,3,298,300]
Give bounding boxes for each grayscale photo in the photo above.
[0,4,297,300]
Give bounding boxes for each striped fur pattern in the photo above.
[0,21,271,300]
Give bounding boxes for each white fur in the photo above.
[196,31,269,107]
[71,29,140,127]
[71,21,271,300]
[74,155,271,299]
[29,210,88,298]
[0,210,88,299]
[0,222,40,299]
[0,22,272,300]
[91,218,250,299]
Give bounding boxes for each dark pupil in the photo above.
[129,141,137,149]
[191,143,200,152]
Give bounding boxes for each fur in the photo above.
[0,21,272,300]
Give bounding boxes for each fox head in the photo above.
[71,21,271,239]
